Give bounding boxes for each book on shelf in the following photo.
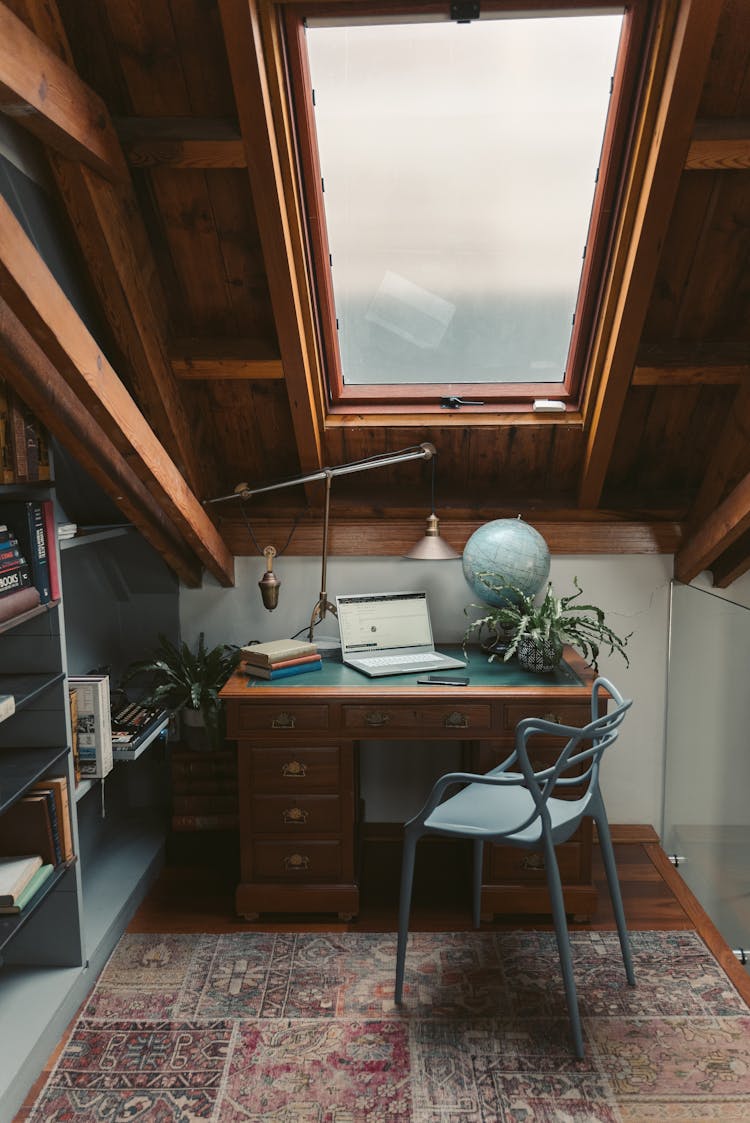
[68,675,113,779]
[0,693,15,722]
[0,584,41,624]
[0,792,59,867]
[171,813,239,832]
[240,638,318,667]
[41,499,61,601]
[172,794,238,814]
[0,854,43,906]
[69,688,81,784]
[0,561,33,598]
[170,749,237,780]
[0,863,54,915]
[172,776,238,795]
[5,388,29,481]
[243,658,323,681]
[0,380,13,484]
[30,776,74,862]
[0,499,51,603]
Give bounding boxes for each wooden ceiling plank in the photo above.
[711,530,750,588]
[0,194,235,586]
[675,466,750,583]
[686,380,750,531]
[578,0,725,509]
[172,356,284,380]
[115,116,247,168]
[0,296,203,587]
[217,0,323,478]
[0,3,128,182]
[632,363,747,386]
[686,118,750,169]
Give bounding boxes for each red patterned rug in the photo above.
[28,930,750,1121]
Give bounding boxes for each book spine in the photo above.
[0,565,32,597]
[241,643,318,667]
[172,777,238,795]
[240,653,322,672]
[6,389,28,481]
[172,794,238,813]
[41,499,61,601]
[0,585,40,625]
[249,660,323,680]
[34,788,63,865]
[0,380,14,483]
[171,813,239,831]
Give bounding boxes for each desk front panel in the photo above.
[221,647,599,920]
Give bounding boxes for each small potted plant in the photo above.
[464,575,631,673]
[122,632,242,749]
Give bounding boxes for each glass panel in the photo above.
[306,11,623,386]
[663,582,750,956]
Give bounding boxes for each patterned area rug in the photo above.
[28,930,750,1121]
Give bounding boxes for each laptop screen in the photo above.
[337,592,434,655]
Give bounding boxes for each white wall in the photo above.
[179,552,673,827]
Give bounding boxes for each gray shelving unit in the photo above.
[0,498,170,1120]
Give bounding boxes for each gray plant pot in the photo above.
[181,707,211,751]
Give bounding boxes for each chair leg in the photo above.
[594,804,635,986]
[395,827,420,1004]
[542,837,585,1059]
[472,839,483,928]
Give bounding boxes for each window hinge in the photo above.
[450,1,479,23]
[440,396,485,409]
[321,177,325,193]
[312,88,316,106]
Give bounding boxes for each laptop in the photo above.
[335,591,467,678]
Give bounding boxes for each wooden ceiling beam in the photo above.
[7,0,207,501]
[0,195,235,587]
[675,467,750,583]
[114,116,247,169]
[0,3,128,183]
[578,0,724,509]
[0,297,203,587]
[632,363,747,386]
[218,0,324,480]
[170,338,284,381]
[686,118,750,170]
[710,529,750,588]
[685,379,750,534]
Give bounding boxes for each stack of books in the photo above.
[171,748,238,831]
[0,855,54,916]
[0,497,60,624]
[240,638,322,680]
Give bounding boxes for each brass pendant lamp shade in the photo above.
[404,513,460,560]
[404,455,460,560]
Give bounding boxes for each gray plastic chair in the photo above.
[394,676,634,1058]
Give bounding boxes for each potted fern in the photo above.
[122,632,242,749]
[464,575,631,673]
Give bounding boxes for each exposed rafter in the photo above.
[686,118,750,170]
[578,0,725,509]
[114,116,247,169]
[0,3,128,182]
[170,339,284,381]
[675,467,750,584]
[0,194,235,587]
[217,0,324,478]
[5,0,208,500]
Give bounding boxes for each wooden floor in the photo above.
[14,827,750,1120]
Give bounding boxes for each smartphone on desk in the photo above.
[417,674,470,686]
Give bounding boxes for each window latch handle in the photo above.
[440,396,485,410]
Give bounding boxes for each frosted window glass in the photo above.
[306,13,623,386]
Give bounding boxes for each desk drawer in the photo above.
[342,703,492,735]
[250,793,342,834]
[247,746,341,791]
[502,703,590,734]
[230,704,329,736]
[253,840,343,881]
[487,836,586,883]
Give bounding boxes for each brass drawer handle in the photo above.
[272,711,296,729]
[444,711,469,729]
[542,712,562,724]
[521,853,545,871]
[364,711,390,727]
[283,852,310,871]
[283,806,309,825]
[282,760,307,778]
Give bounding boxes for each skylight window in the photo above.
[284,3,646,411]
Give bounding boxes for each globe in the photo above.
[462,518,550,607]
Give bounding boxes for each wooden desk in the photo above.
[220,647,599,921]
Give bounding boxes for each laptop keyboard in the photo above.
[359,653,434,668]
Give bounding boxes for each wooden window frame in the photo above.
[281,0,654,416]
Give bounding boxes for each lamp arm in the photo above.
[204,442,436,505]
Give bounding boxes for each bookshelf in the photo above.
[0,468,172,1119]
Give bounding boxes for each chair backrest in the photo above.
[513,676,632,822]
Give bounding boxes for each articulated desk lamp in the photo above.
[205,441,459,641]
